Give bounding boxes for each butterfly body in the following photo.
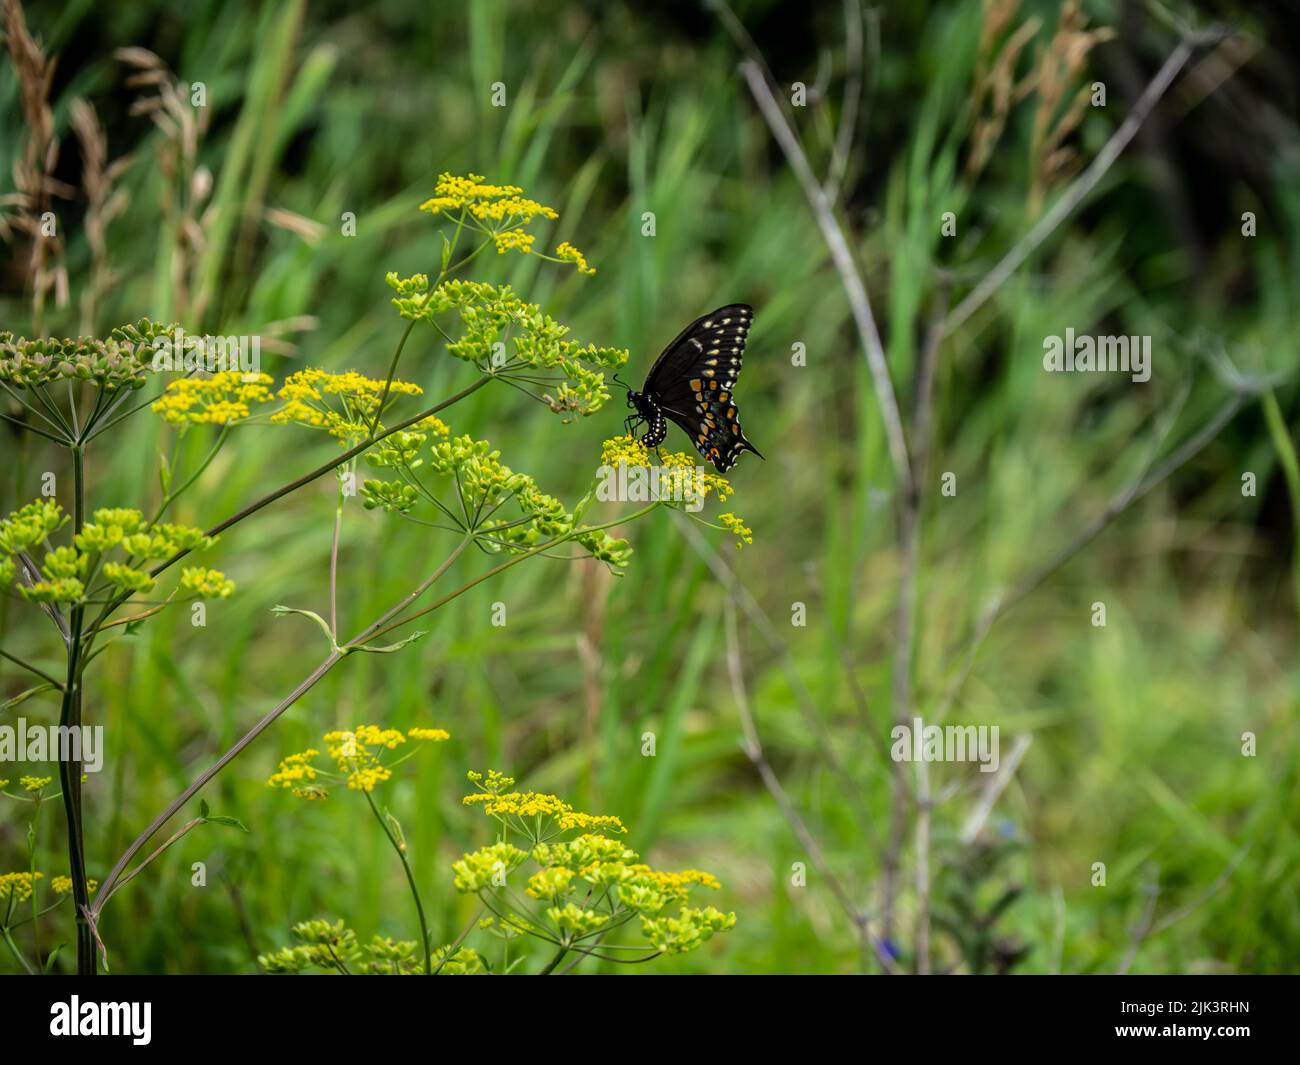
[625,303,762,473]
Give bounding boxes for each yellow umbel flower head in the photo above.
[152,371,274,425]
[271,368,423,444]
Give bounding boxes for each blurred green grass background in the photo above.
[2,0,1298,973]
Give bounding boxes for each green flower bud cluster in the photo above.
[385,276,628,418]
[0,319,178,392]
[363,417,633,567]
[258,917,486,975]
[0,501,232,605]
[451,841,528,893]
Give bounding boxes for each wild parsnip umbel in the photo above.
[260,756,737,975]
[0,172,747,974]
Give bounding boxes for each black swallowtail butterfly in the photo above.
[622,303,763,473]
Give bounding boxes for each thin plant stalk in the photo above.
[363,792,431,974]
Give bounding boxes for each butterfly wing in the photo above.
[644,304,761,472]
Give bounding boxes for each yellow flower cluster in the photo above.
[416,173,595,276]
[470,195,558,223]
[267,725,450,798]
[492,229,535,255]
[599,435,752,545]
[555,241,595,275]
[20,775,52,792]
[1,501,233,605]
[718,512,753,548]
[408,727,451,741]
[271,369,423,443]
[0,499,66,555]
[266,749,320,792]
[419,173,561,224]
[51,876,98,895]
[462,788,627,835]
[627,865,722,895]
[324,726,400,793]
[526,866,575,901]
[151,371,275,425]
[640,906,737,954]
[466,768,514,792]
[0,871,42,901]
[600,435,735,504]
[547,902,609,936]
[420,173,525,213]
[260,919,486,975]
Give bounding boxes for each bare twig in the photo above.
[909,309,944,974]
[959,734,1032,845]
[1117,866,1161,975]
[673,515,880,842]
[934,389,1249,723]
[1150,847,1247,937]
[738,59,913,496]
[724,600,898,973]
[945,34,1217,336]
[1116,845,1248,974]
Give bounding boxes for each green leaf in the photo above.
[271,605,337,649]
[202,814,250,832]
[199,799,210,819]
[1,682,58,711]
[342,630,427,655]
[43,943,66,974]
[571,484,596,524]
[384,810,407,852]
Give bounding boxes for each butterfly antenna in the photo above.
[611,372,631,393]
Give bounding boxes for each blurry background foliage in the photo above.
[1,0,1298,973]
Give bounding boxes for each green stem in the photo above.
[2,923,35,975]
[329,474,344,637]
[0,647,65,689]
[98,818,204,908]
[368,208,468,436]
[538,945,569,974]
[359,503,662,646]
[91,534,475,916]
[364,792,431,975]
[29,794,43,964]
[77,377,491,651]
[151,425,231,525]
[59,443,94,975]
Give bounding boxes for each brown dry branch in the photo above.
[115,47,212,322]
[966,3,1041,182]
[1025,0,1116,215]
[945,31,1220,337]
[738,60,913,498]
[2,0,71,334]
[70,99,132,335]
